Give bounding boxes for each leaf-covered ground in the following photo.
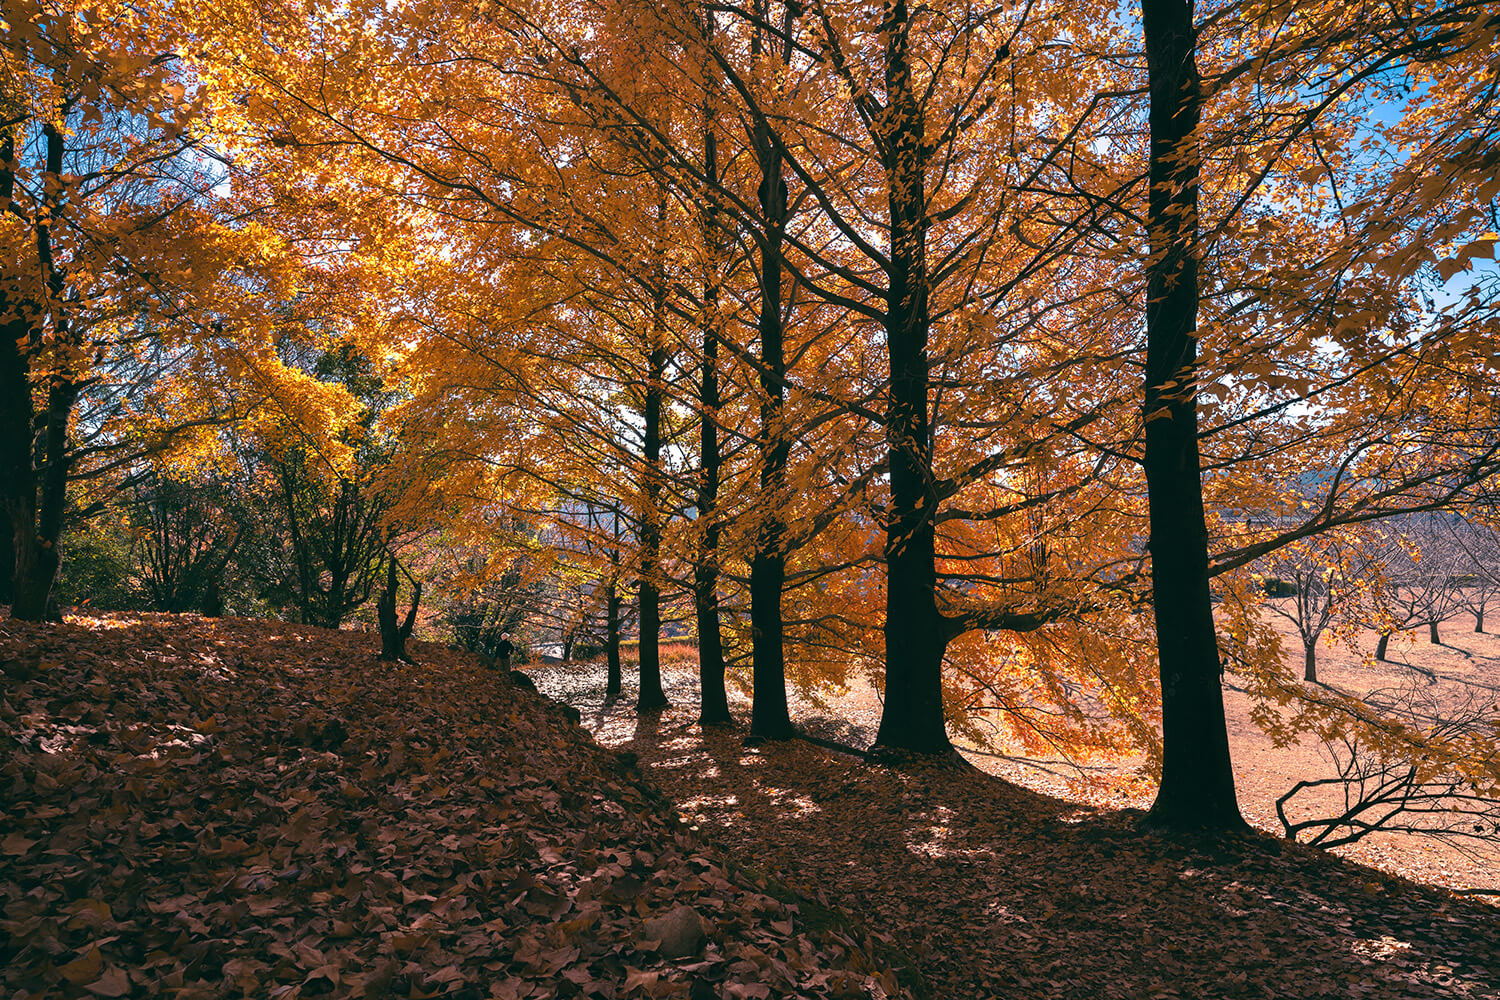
[0,614,908,1000]
[535,664,1500,1000]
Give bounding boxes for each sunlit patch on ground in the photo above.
[65,612,148,630]
[1351,935,1413,960]
[764,790,821,820]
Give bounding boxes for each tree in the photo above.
[1261,532,1380,682]
[1444,517,1500,634]
[1,1,351,620]
[376,552,421,662]
[1134,0,1500,829]
[691,12,732,727]
[439,540,547,660]
[132,470,246,613]
[1136,0,1247,829]
[1354,519,1464,664]
[261,343,401,628]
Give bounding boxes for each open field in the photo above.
[1222,616,1500,896]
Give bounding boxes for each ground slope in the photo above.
[0,614,907,1000]
[537,664,1500,1000]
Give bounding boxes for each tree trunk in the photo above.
[1375,631,1391,661]
[13,332,76,624]
[636,273,670,713]
[637,573,668,710]
[1428,620,1440,644]
[0,135,27,614]
[696,97,731,728]
[871,0,953,757]
[1475,609,1484,633]
[9,506,60,622]
[1303,643,1317,683]
[695,562,730,724]
[377,555,420,663]
[0,504,12,606]
[606,575,622,697]
[281,466,313,626]
[5,126,76,622]
[1140,0,1246,831]
[746,29,794,742]
[200,539,239,619]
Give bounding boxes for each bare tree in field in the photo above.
[1356,518,1466,663]
[1446,518,1500,634]
[1262,532,1381,683]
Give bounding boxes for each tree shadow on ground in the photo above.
[549,667,1500,1000]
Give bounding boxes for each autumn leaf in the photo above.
[1,833,37,856]
[84,967,131,998]
[59,946,103,986]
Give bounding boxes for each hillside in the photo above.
[537,665,1500,1000]
[4,615,1499,1000]
[0,615,908,1000]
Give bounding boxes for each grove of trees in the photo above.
[4,0,1499,835]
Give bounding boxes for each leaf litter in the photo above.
[533,661,1500,1000]
[1,614,905,1000]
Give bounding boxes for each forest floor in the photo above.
[4,613,1498,1000]
[540,614,1500,899]
[0,614,911,1000]
[533,631,1500,1000]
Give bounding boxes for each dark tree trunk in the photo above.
[871,0,953,757]
[636,276,670,713]
[1303,644,1317,684]
[199,536,239,619]
[281,466,313,626]
[1475,609,1484,633]
[1376,631,1391,661]
[201,571,224,618]
[606,565,622,698]
[695,549,730,724]
[746,11,795,741]
[1428,621,1440,644]
[9,124,74,622]
[696,94,731,728]
[0,504,13,606]
[637,573,668,710]
[44,571,61,622]
[0,135,27,614]
[377,555,420,663]
[1140,0,1246,831]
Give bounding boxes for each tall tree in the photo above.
[743,0,798,742]
[637,193,673,712]
[1138,0,1246,829]
[694,26,732,726]
[1,1,349,619]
